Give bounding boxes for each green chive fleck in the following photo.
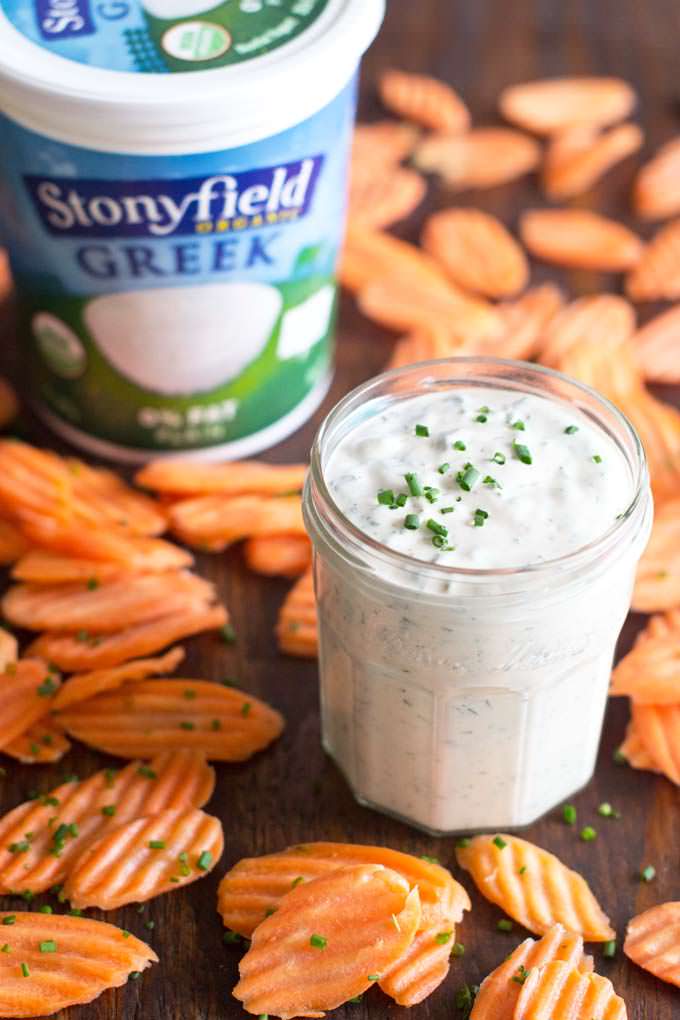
[404,472,423,497]
[598,802,620,819]
[580,826,597,842]
[415,424,429,437]
[512,965,530,985]
[640,865,656,883]
[451,942,465,957]
[562,804,577,825]
[613,748,627,765]
[310,934,327,949]
[101,805,116,817]
[453,440,466,451]
[564,425,579,435]
[435,931,453,945]
[0,945,9,953]
[291,877,304,889]
[20,962,29,977]
[37,678,57,698]
[455,837,471,849]
[367,973,380,981]
[148,840,166,850]
[593,454,603,464]
[472,508,489,528]
[197,851,213,871]
[475,414,488,424]
[2,917,15,926]
[220,624,236,644]
[457,463,480,491]
[241,702,251,718]
[404,513,420,530]
[137,766,157,780]
[437,463,450,475]
[179,721,195,731]
[420,855,439,864]
[377,489,396,506]
[38,906,52,914]
[492,452,506,465]
[39,941,57,954]
[603,940,617,959]
[497,919,513,932]
[493,836,507,850]
[511,420,525,430]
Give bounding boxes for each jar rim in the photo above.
[307,356,650,587]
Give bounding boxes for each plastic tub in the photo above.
[0,0,384,461]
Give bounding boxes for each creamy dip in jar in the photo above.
[303,358,652,834]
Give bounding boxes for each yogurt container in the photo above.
[0,0,383,460]
[303,358,652,835]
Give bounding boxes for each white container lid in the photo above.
[0,0,384,155]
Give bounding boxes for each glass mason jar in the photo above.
[303,358,653,835]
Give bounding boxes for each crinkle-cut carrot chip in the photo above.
[634,304,680,384]
[243,535,312,579]
[27,603,227,672]
[63,807,223,910]
[3,719,71,764]
[471,924,591,1020]
[537,294,636,371]
[519,208,642,273]
[167,493,305,551]
[611,635,680,703]
[624,901,680,987]
[0,517,29,566]
[379,69,470,133]
[55,679,284,762]
[218,841,468,938]
[0,659,60,752]
[352,120,420,169]
[0,911,156,1018]
[136,459,307,498]
[339,222,461,296]
[18,509,190,570]
[0,749,214,895]
[634,137,680,221]
[631,703,680,784]
[482,284,565,362]
[626,217,680,302]
[349,165,426,230]
[378,910,461,1007]
[619,719,659,773]
[542,122,642,201]
[53,647,186,711]
[63,459,166,536]
[2,571,214,634]
[413,127,540,191]
[12,550,170,584]
[233,863,421,1019]
[633,498,680,612]
[0,628,17,673]
[276,570,318,658]
[514,959,626,1019]
[456,835,614,941]
[499,77,636,135]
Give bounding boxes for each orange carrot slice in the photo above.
[55,679,284,761]
[0,659,60,752]
[53,647,185,711]
[18,509,192,569]
[0,628,17,672]
[499,77,636,135]
[633,497,680,612]
[618,719,659,773]
[379,903,467,1006]
[63,807,223,910]
[136,459,307,497]
[3,572,215,633]
[339,223,462,296]
[64,459,166,536]
[12,551,128,585]
[483,283,564,362]
[218,841,468,937]
[27,603,227,671]
[514,959,626,1019]
[0,518,29,566]
[631,703,680,784]
[352,121,420,169]
[634,304,680,384]
[538,294,636,370]
[471,924,591,1020]
[456,835,614,941]
[379,69,470,133]
[349,165,426,230]
[0,749,214,895]
[624,901,680,987]
[233,864,421,1018]
[168,494,305,550]
[243,535,312,578]
[277,569,317,658]
[3,719,71,765]
[0,912,156,1017]
[611,636,680,703]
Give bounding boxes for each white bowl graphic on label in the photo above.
[85,282,283,396]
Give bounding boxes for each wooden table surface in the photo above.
[2,2,679,1018]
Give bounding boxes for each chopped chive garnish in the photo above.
[455,984,478,1013]
[39,941,57,954]
[137,766,157,780]
[37,678,57,698]
[613,748,626,765]
[86,577,99,590]
[144,920,155,931]
[564,425,579,435]
[101,805,116,817]
[404,514,420,530]
[395,492,407,507]
[472,508,488,528]
[223,931,240,944]
[518,866,527,875]
[377,489,395,506]
[440,506,455,514]
[404,472,423,497]
[453,440,466,451]
[580,826,597,842]
[512,964,530,985]
[513,441,532,465]
[427,519,448,537]
[148,840,166,850]
[121,930,131,939]
[220,623,236,644]
[511,420,525,430]
[415,424,429,437]
[475,414,488,423]
[424,486,440,503]
[197,851,213,871]
[38,905,52,914]
[211,719,221,731]
[129,971,142,981]
[492,451,506,465]
[20,962,29,977]
[183,689,197,700]
[598,802,620,819]
[420,855,439,864]
[640,865,656,882]
[2,917,15,926]
[457,463,480,491]
[437,462,450,475]
[562,804,577,825]
[493,836,507,850]
[179,721,195,731]
[241,702,251,718]
[291,876,304,889]
[348,996,362,1004]
[9,842,30,855]
[0,945,9,953]
[435,931,453,945]
[483,475,500,487]
[367,973,380,981]
[603,940,617,959]
[497,919,513,932]
[455,837,471,849]
[593,454,603,464]
[451,942,465,957]
[310,934,327,949]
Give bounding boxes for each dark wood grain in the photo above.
[1,2,679,1018]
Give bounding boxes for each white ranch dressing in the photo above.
[311,383,648,834]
